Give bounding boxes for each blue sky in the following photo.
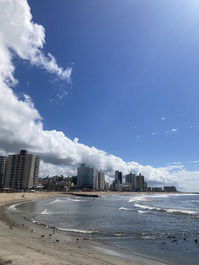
[1,0,199,191]
[14,0,199,168]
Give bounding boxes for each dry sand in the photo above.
[0,192,168,265]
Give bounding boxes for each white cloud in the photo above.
[169,161,183,165]
[166,128,178,135]
[172,170,199,192]
[152,131,159,136]
[161,117,165,120]
[192,160,199,164]
[0,0,198,192]
[0,0,72,85]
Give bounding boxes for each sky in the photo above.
[0,0,199,191]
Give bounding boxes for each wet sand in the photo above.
[0,192,168,265]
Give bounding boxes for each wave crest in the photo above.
[57,227,97,234]
[40,209,50,215]
[119,207,133,211]
[134,203,198,216]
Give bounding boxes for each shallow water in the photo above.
[9,193,199,265]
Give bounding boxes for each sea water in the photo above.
[10,193,199,265]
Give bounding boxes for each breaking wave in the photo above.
[41,209,50,215]
[128,195,148,202]
[138,210,149,214]
[134,203,198,216]
[8,202,23,212]
[68,198,87,202]
[119,207,133,211]
[49,199,63,205]
[57,227,97,234]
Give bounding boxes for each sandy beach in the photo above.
[0,192,168,265]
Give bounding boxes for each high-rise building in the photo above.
[95,171,105,191]
[134,173,144,191]
[4,150,39,191]
[115,171,122,184]
[77,163,97,189]
[0,156,7,188]
[125,173,136,186]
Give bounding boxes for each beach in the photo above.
[0,192,170,265]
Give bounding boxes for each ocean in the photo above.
[8,193,199,265]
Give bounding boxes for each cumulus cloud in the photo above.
[0,0,71,84]
[0,78,181,188]
[0,0,198,192]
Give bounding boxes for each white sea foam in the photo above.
[57,227,97,234]
[135,203,198,216]
[128,195,148,203]
[8,202,23,212]
[68,198,86,202]
[141,235,157,240]
[40,209,50,215]
[134,203,161,211]
[113,233,123,237]
[129,193,199,204]
[165,209,197,215]
[118,207,133,211]
[49,199,62,205]
[138,210,148,214]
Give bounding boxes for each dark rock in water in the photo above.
[171,239,177,243]
[56,239,59,242]
[64,192,99,198]
[194,239,198,243]
[40,234,45,237]
[183,238,186,241]
[49,234,52,237]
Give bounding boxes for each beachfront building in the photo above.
[164,186,177,192]
[95,171,105,191]
[125,173,136,186]
[0,156,7,188]
[134,173,145,191]
[77,163,97,190]
[110,180,123,191]
[152,187,163,192]
[4,150,40,191]
[115,171,122,184]
[109,171,123,191]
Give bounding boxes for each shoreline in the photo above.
[0,192,169,265]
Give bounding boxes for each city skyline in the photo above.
[0,151,177,193]
[0,0,199,191]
